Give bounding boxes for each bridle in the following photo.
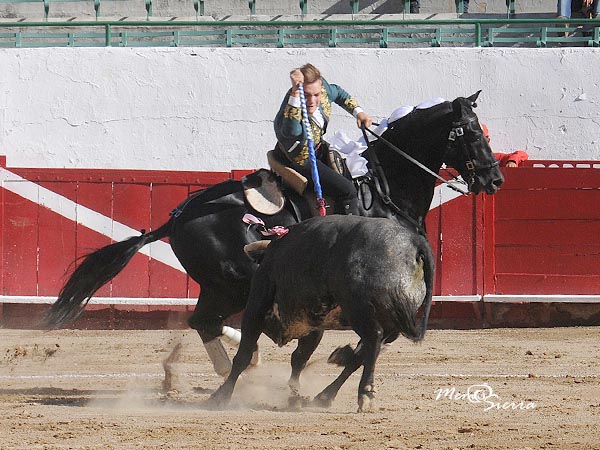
[447,115,500,190]
[358,110,496,234]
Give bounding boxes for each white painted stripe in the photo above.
[0,167,184,272]
[1,371,596,381]
[0,295,197,305]
[378,372,600,379]
[0,295,476,304]
[432,295,481,302]
[484,295,600,303]
[429,177,465,211]
[4,294,598,305]
[0,373,169,380]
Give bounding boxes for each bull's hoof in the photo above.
[287,394,311,409]
[327,345,354,366]
[207,384,233,408]
[312,392,334,408]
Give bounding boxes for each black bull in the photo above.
[210,214,434,412]
[43,92,504,379]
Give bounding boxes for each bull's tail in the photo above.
[396,235,435,343]
[328,236,436,366]
[42,219,173,329]
[414,236,435,342]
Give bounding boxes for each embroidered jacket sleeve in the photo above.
[322,79,364,119]
[274,78,364,166]
[274,89,305,162]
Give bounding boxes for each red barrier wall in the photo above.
[484,162,600,295]
[1,158,599,329]
[0,162,254,299]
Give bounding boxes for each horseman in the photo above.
[272,63,373,216]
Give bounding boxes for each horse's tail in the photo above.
[42,219,173,329]
[414,235,435,342]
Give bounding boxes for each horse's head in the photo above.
[445,91,504,194]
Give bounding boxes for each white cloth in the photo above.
[329,97,447,178]
[329,130,369,177]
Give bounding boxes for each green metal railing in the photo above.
[0,19,598,48]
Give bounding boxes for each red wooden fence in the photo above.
[484,161,600,295]
[0,157,598,328]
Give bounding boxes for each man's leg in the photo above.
[297,160,359,215]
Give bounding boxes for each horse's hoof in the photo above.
[250,349,261,366]
[287,377,300,393]
[357,394,376,412]
[205,395,221,409]
[206,397,227,410]
[327,345,354,366]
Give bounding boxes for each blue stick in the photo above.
[297,83,327,216]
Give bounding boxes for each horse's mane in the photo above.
[387,100,455,136]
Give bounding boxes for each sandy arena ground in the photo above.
[1,327,599,449]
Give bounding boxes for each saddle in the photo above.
[241,146,351,260]
[267,144,350,196]
[242,145,351,218]
[266,145,351,216]
[241,169,286,215]
[243,238,272,263]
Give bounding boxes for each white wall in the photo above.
[0,0,557,20]
[1,47,599,171]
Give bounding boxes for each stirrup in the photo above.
[243,240,271,254]
[243,240,271,263]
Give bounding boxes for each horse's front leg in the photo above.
[209,282,273,407]
[188,284,261,378]
[209,320,264,406]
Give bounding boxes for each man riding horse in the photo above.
[272,63,373,216]
[44,88,504,382]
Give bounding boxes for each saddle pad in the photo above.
[267,150,308,196]
[242,169,285,215]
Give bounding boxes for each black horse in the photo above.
[44,92,504,377]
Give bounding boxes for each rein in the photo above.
[361,124,470,195]
[359,124,426,235]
